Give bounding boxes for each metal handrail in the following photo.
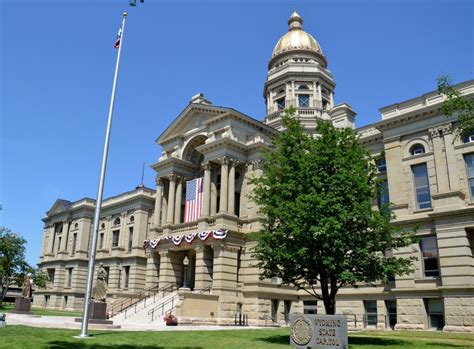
[110,282,166,318]
[147,285,212,322]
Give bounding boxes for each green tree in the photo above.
[437,75,474,139]
[0,227,47,306]
[252,109,416,314]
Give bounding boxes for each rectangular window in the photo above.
[44,295,50,307]
[63,296,68,309]
[47,268,55,286]
[71,233,77,256]
[99,233,104,249]
[104,266,110,285]
[420,236,440,277]
[385,300,397,329]
[128,227,133,253]
[124,266,130,289]
[376,158,387,173]
[276,98,285,110]
[464,153,474,200]
[57,237,62,251]
[298,94,309,108]
[377,180,390,211]
[303,300,318,315]
[66,268,73,287]
[412,163,431,209]
[112,230,120,248]
[364,300,378,327]
[425,298,444,330]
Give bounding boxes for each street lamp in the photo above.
[182,256,190,289]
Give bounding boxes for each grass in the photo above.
[0,303,82,317]
[0,325,473,349]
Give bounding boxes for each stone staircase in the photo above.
[111,290,179,325]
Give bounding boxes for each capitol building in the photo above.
[35,11,474,331]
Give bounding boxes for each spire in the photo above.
[288,10,303,31]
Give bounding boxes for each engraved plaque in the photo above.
[290,314,348,349]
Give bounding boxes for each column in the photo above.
[429,127,450,193]
[166,174,176,224]
[193,245,213,291]
[210,169,218,215]
[145,252,160,289]
[202,162,211,217]
[228,160,236,215]
[219,157,229,213]
[59,220,70,252]
[441,124,460,191]
[174,177,183,224]
[153,178,164,227]
[330,92,334,108]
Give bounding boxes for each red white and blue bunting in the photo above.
[143,229,228,249]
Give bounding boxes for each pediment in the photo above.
[46,199,72,216]
[157,104,230,144]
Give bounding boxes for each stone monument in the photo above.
[90,263,108,320]
[13,273,32,314]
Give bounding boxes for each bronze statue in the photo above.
[91,263,108,302]
[21,273,32,299]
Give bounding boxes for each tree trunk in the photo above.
[323,295,336,315]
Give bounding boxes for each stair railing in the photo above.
[110,283,172,318]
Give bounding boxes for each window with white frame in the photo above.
[463,130,474,143]
[420,236,439,277]
[412,163,431,209]
[298,94,310,108]
[410,144,425,156]
[464,153,474,200]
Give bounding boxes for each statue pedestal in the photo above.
[74,301,115,325]
[90,302,107,320]
[12,297,31,314]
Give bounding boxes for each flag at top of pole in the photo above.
[114,27,122,48]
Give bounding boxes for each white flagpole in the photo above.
[77,12,128,338]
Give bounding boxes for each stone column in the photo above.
[145,252,160,289]
[174,177,183,224]
[429,127,450,193]
[194,245,213,291]
[228,160,236,215]
[153,178,164,227]
[158,251,179,290]
[210,169,218,216]
[330,91,334,108]
[441,124,460,191]
[219,157,229,213]
[166,174,176,224]
[202,161,212,217]
[60,220,70,251]
[212,243,238,295]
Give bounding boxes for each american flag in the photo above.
[114,27,122,49]
[184,177,203,222]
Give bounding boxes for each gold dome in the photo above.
[272,11,322,57]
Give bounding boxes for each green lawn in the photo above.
[0,303,82,317]
[0,325,473,349]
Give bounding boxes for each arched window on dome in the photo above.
[410,144,426,156]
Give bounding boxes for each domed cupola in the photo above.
[269,11,327,71]
[263,11,342,133]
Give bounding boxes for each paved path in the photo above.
[5,313,268,332]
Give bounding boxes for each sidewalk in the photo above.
[4,313,265,332]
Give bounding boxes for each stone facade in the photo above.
[36,11,474,331]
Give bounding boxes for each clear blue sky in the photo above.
[1,0,473,265]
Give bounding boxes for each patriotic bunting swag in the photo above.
[143,229,228,249]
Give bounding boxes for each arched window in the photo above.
[74,223,78,229]
[114,217,121,226]
[129,215,135,223]
[101,223,105,229]
[298,85,309,90]
[410,144,425,156]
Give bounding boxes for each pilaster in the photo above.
[219,157,229,213]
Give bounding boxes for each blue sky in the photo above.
[1,0,473,265]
